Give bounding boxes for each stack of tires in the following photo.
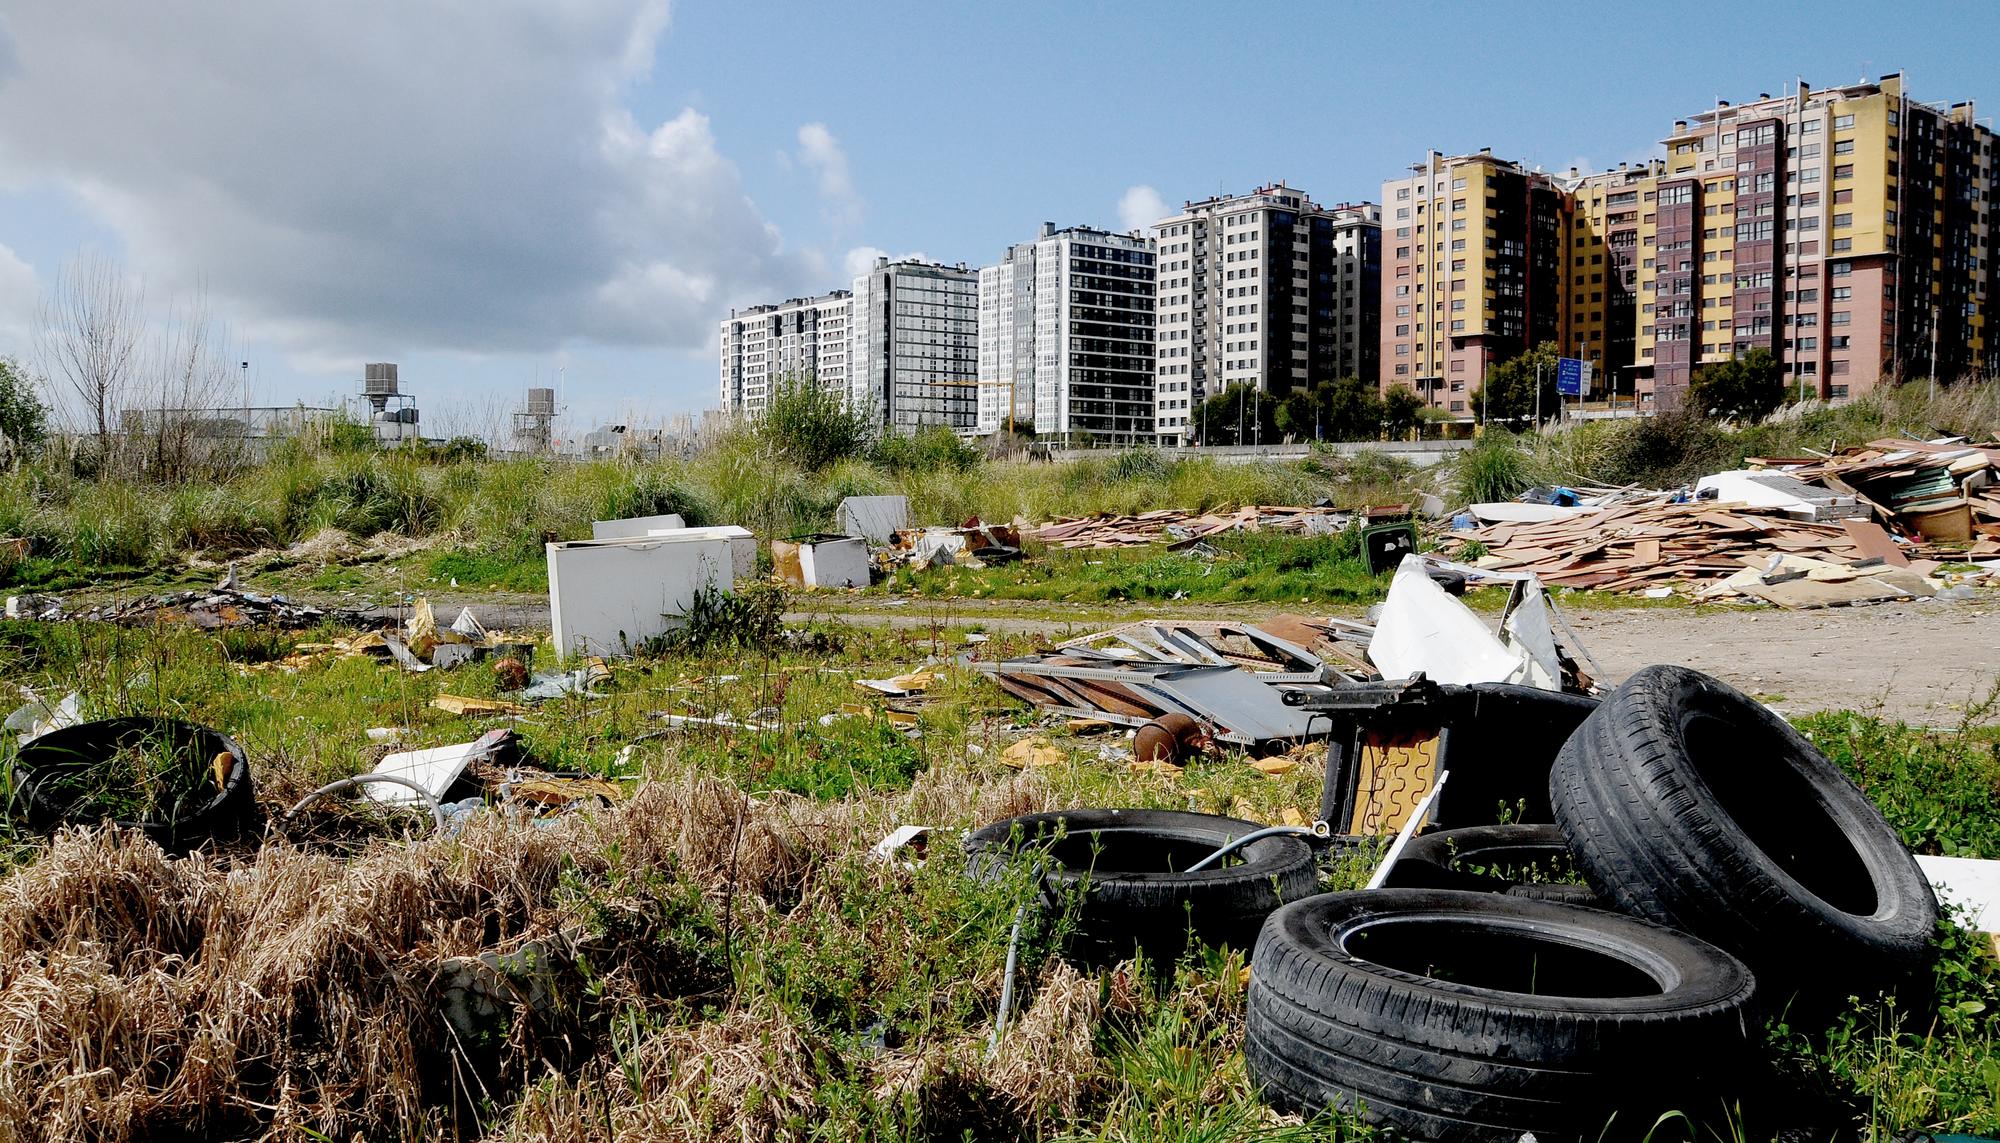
[1246,665,1939,1143]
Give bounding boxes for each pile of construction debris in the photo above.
[979,555,1597,755]
[8,584,370,629]
[1447,437,2000,607]
[1027,503,1436,550]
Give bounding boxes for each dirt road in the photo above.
[328,582,1999,724]
[794,593,2000,725]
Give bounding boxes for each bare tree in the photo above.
[142,288,244,481]
[37,250,144,443]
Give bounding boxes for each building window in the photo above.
[1833,114,1855,129]
[1832,213,1853,228]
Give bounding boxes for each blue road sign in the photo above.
[1556,357,1585,397]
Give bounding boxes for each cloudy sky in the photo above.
[0,1,1992,434]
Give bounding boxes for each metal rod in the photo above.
[1184,824,1326,872]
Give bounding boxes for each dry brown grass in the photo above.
[0,752,882,1143]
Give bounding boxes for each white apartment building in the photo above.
[717,291,852,416]
[1151,183,1381,443]
[849,258,981,433]
[977,223,1156,442]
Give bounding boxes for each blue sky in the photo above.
[0,1,1993,436]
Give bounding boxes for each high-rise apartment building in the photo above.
[848,258,981,433]
[976,223,1156,443]
[1380,151,1568,417]
[1151,183,1381,442]
[1561,161,1662,403]
[1638,75,1996,405]
[717,291,851,416]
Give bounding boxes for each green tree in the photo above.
[1381,385,1425,440]
[1689,347,1784,423]
[0,358,50,450]
[1272,376,1386,442]
[1473,342,1562,426]
[758,373,871,470]
[1191,383,1279,445]
[1322,376,1383,440]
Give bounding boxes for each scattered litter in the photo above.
[856,671,934,697]
[365,727,411,744]
[869,824,934,868]
[655,712,780,732]
[879,519,1023,571]
[381,633,433,673]
[450,607,488,639]
[519,657,612,702]
[5,689,82,743]
[366,728,516,808]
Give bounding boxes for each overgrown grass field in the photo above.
[0,611,1989,1141]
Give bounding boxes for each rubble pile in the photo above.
[20,585,371,630]
[1449,436,2000,606]
[1026,504,1360,549]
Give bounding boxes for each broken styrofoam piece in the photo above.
[366,728,513,808]
[1916,854,1999,933]
[869,825,934,869]
[1496,579,1563,691]
[839,495,911,545]
[520,661,612,702]
[5,690,82,743]
[590,513,686,540]
[1467,502,1594,525]
[450,608,488,639]
[1369,556,1539,687]
[1696,470,1865,521]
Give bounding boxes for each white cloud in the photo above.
[1117,185,1170,234]
[0,1,813,368]
[0,242,35,352]
[840,245,930,280]
[795,122,860,229]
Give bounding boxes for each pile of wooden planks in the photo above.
[1027,505,1348,549]
[1446,500,1954,594]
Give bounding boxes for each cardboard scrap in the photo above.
[433,694,530,717]
[1000,735,1065,769]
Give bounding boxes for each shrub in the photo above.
[1452,433,1538,503]
[759,375,871,471]
[872,424,979,475]
[598,467,707,528]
